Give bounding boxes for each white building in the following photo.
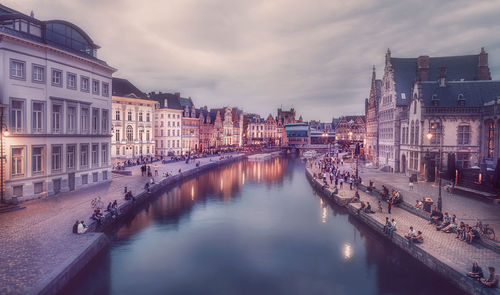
[111,78,156,161]
[0,5,115,202]
[151,93,183,156]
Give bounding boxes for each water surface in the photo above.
[61,157,464,295]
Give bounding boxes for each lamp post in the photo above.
[426,122,443,211]
[1,106,9,204]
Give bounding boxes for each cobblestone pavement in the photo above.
[310,165,500,286]
[0,154,242,295]
[339,160,500,242]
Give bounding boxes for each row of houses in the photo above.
[0,4,304,203]
[364,48,500,183]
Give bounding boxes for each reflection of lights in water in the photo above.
[242,173,245,185]
[322,207,327,223]
[343,243,353,260]
[220,179,224,191]
[191,186,194,200]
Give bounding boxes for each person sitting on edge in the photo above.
[404,226,416,241]
[467,226,480,244]
[106,202,113,213]
[77,220,87,234]
[437,212,451,231]
[411,231,423,243]
[357,201,366,215]
[383,217,391,234]
[442,215,457,233]
[364,202,375,214]
[72,220,79,234]
[480,267,499,288]
[456,222,466,239]
[430,208,443,225]
[414,200,423,209]
[389,219,397,238]
[467,261,484,280]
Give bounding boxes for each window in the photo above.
[127,111,132,121]
[115,129,120,142]
[67,72,77,89]
[13,185,23,197]
[67,106,76,133]
[10,59,25,80]
[457,153,471,169]
[82,174,88,185]
[52,145,62,172]
[80,107,89,134]
[487,121,495,158]
[458,94,465,106]
[32,64,45,83]
[139,112,143,122]
[115,110,120,120]
[81,76,89,92]
[413,100,417,114]
[32,102,44,133]
[11,147,24,177]
[430,122,440,145]
[103,171,108,180]
[126,125,133,141]
[161,129,164,137]
[67,145,75,170]
[410,121,415,145]
[101,144,108,165]
[51,69,62,86]
[146,112,150,122]
[415,124,419,145]
[32,146,44,174]
[458,125,470,145]
[92,79,100,95]
[92,144,99,166]
[10,100,23,133]
[92,108,99,134]
[93,172,98,183]
[431,94,439,106]
[52,104,62,133]
[102,110,108,134]
[139,129,144,141]
[80,144,89,168]
[146,130,150,141]
[34,182,44,194]
[102,82,109,97]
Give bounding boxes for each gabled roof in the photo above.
[391,54,481,105]
[112,78,148,99]
[420,80,500,108]
[150,93,191,110]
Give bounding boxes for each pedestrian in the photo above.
[378,200,383,213]
[388,199,392,214]
[409,178,414,191]
[72,220,79,234]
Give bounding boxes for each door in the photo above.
[68,173,75,191]
[401,154,407,174]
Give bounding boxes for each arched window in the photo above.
[126,125,133,141]
[487,121,495,158]
[410,121,415,145]
[432,94,439,106]
[413,100,417,114]
[458,94,466,106]
[415,123,419,145]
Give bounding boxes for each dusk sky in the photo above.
[6,0,500,121]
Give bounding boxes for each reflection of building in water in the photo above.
[116,158,288,238]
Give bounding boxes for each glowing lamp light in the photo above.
[3,130,9,136]
[426,132,433,140]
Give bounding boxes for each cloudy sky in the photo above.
[5,0,500,121]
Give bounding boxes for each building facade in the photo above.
[0,5,115,202]
[151,93,183,156]
[111,78,155,160]
[285,123,310,147]
[335,116,365,144]
[377,48,491,172]
[365,66,381,166]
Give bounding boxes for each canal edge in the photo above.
[304,167,499,295]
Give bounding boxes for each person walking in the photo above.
[388,199,392,214]
[409,177,414,191]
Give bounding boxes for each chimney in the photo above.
[438,67,447,87]
[417,56,430,81]
[477,47,492,80]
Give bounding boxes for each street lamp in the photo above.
[426,124,443,211]
[0,107,8,204]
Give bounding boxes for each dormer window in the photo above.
[401,93,406,100]
[458,94,465,106]
[431,94,439,106]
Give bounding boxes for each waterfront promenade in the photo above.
[0,154,242,295]
[306,165,500,295]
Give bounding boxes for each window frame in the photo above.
[51,68,63,87]
[51,145,63,172]
[32,145,45,175]
[9,59,26,80]
[32,64,45,83]
[81,76,90,92]
[11,146,25,177]
[102,82,109,97]
[67,72,77,90]
[92,79,100,95]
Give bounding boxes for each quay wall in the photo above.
[305,167,499,295]
[37,155,246,295]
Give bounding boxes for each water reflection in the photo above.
[61,157,467,295]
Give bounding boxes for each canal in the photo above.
[61,157,465,295]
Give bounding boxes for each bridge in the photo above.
[281,144,334,155]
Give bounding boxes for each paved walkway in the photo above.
[0,154,242,295]
[310,164,500,294]
[337,160,500,242]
